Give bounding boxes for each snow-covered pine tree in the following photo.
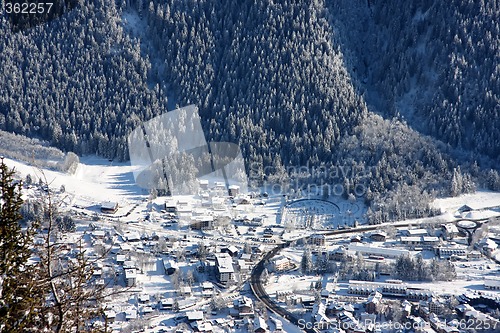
[0,158,41,331]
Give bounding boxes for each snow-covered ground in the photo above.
[6,154,500,332]
[5,155,147,207]
[282,197,367,230]
[432,190,500,213]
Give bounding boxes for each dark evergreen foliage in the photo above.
[0,159,41,332]
[330,0,500,160]
[0,0,497,223]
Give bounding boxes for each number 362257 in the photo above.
[4,2,54,14]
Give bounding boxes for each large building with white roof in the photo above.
[348,243,410,258]
[484,278,500,290]
[215,253,234,284]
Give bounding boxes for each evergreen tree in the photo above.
[301,248,313,274]
[0,158,41,332]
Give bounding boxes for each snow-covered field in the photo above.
[432,190,500,213]
[5,155,147,207]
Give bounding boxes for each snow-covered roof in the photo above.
[186,310,204,321]
[124,268,136,279]
[348,244,410,257]
[442,223,459,234]
[253,316,268,331]
[485,278,500,288]
[215,252,234,273]
[101,201,118,209]
[202,282,214,289]
[406,228,428,236]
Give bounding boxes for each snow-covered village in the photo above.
[3,154,500,333]
[1,1,500,333]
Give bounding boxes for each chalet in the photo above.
[237,259,251,273]
[125,232,141,242]
[190,215,214,230]
[101,201,118,214]
[163,259,179,275]
[250,217,263,226]
[233,296,254,317]
[350,235,362,243]
[165,199,178,213]
[429,313,460,333]
[299,295,316,308]
[123,260,136,269]
[141,306,154,315]
[177,204,193,221]
[138,294,150,303]
[361,313,377,332]
[407,316,430,333]
[329,246,352,261]
[477,238,498,255]
[312,302,331,330]
[124,268,136,287]
[263,227,273,238]
[270,256,291,272]
[234,196,251,205]
[119,243,132,252]
[179,286,192,296]
[215,253,234,284]
[92,263,103,278]
[186,310,204,322]
[125,308,137,321]
[366,291,382,314]
[441,224,459,240]
[201,281,214,297]
[103,309,116,323]
[402,300,413,318]
[214,181,226,193]
[309,233,326,246]
[370,231,387,242]
[159,298,174,310]
[221,245,239,257]
[271,317,283,332]
[202,281,214,290]
[338,311,364,333]
[253,316,268,333]
[191,321,213,332]
[199,179,209,190]
[240,253,253,262]
[228,185,240,197]
[92,230,106,239]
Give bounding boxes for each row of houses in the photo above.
[348,280,433,301]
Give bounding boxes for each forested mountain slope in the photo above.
[0,0,498,222]
[329,0,499,159]
[0,1,166,161]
